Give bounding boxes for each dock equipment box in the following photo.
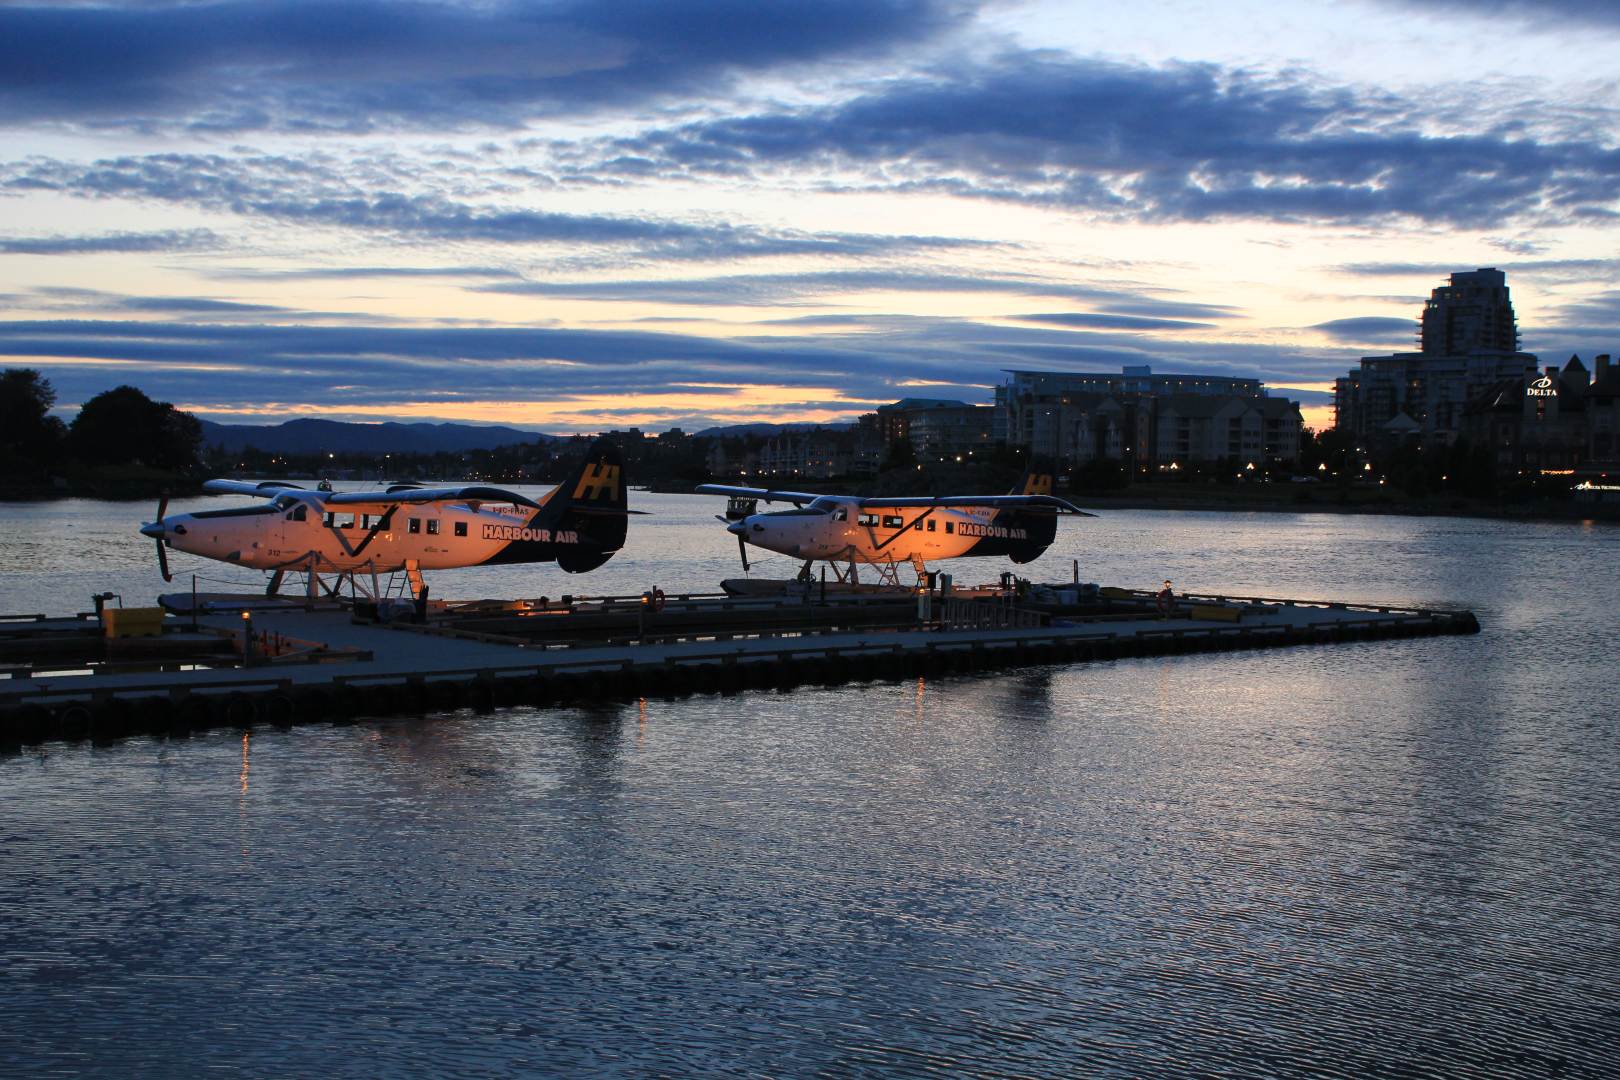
[1189,603,1242,623]
[102,607,166,638]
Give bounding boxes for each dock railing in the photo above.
[937,597,1047,631]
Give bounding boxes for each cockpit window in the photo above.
[806,496,841,514]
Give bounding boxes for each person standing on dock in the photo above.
[1156,580,1174,619]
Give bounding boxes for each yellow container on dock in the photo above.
[103,607,167,638]
[1189,604,1242,623]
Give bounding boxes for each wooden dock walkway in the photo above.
[0,586,1479,748]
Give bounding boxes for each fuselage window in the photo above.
[882,515,903,529]
[332,512,356,529]
[362,514,375,530]
[293,505,307,522]
[408,517,421,534]
[912,521,923,531]
[833,508,847,522]
[857,513,879,527]
[944,521,954,534]
[426,519,440,535]
[926,519,936,532]
[454,522,468,537]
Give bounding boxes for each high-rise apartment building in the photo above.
[1421,268,1520,355]
[1335,268,1536,446]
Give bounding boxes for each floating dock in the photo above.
[0,584,1479,748]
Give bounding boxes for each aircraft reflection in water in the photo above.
[698,460,1093,584]
[140,439,636,599]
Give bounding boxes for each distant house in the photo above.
[705,439,758,479]
[757,428,857,480]
[1154,395,1302,467]
[875,399,994,460]
[1050,393,1127,465]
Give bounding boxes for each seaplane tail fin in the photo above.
[993,455,1060,563]
[1011,456,1058,498]
[543,438,631,573]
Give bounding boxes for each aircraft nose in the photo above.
[726,519,747,536]
[140,521,164,539]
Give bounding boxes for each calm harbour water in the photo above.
[2,492,1618,1077]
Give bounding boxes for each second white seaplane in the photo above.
[697,461,1093,586]
[140,438,635,599]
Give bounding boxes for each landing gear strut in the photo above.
[267,554,426,605]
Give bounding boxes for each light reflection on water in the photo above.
[1,498,1618,1076]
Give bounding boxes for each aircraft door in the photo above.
[274,498,308,560]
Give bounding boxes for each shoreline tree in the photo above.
[69,385,202,473]
[1,368,67,476]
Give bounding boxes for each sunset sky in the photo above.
[2,0,1617,434]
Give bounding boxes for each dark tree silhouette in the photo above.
[882,437,916,469]
[0,368,67,470]
[70,385,202,472]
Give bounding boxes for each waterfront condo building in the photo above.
[1335,268,1538,448]
[1421,267,1521,355]
[995,366,1301,472]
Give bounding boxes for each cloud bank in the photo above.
[0,0,972,131]
[2,312,1352,429]
[566,54,1620,227]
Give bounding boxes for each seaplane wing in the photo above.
[693,483,821,506]
[858,494,1094,515]
[699,459,1093,574]
[141,438,633,592]
[201,479,310,497]
[325,484,541,510]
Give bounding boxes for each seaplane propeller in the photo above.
[145,495,173,582]
[736,528,751,573]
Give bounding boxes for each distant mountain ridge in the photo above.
[200,418,552,454]
[693,422,854,438]
[200,417,855,453]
